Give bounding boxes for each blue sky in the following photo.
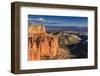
[28,15,88,27]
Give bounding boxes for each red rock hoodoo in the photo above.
[28,24,71,60]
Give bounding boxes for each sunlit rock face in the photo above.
[28,25,71,60]
[28,24,46,34]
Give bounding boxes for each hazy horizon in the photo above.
[28,15,88,27]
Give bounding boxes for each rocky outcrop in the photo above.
[28,25,71,60]
[28,24,46,34]
[58,32,81,46]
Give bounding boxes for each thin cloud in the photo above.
[28,17,63,24]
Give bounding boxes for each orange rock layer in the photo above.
[28,25,59,60]
[28,33,59,60]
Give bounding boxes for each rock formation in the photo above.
[28,24,46,34]
[28,25,71,60]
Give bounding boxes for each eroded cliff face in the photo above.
[28,24,46,34]
[28,25,71,60]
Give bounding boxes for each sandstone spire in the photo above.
[28,25,71,60]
